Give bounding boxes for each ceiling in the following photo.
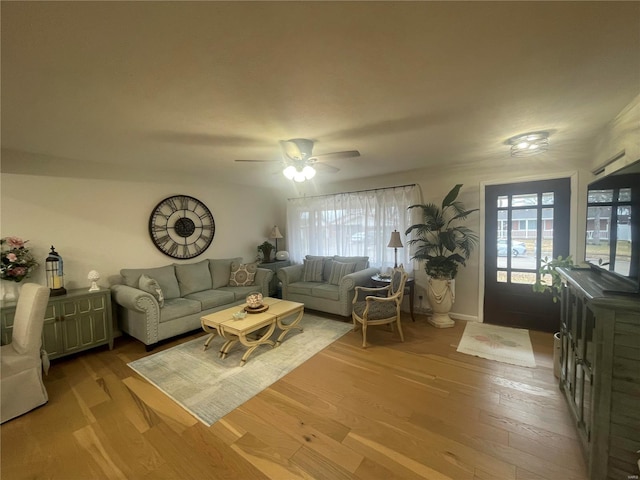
[2,1,639,188]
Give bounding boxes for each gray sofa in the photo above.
[277,255,379,317]
[111,258,273,350]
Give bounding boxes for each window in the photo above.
[286,185,420,271]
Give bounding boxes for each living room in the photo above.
[2,2,639,479]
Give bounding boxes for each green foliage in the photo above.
[532,255,574,303]
[257,241,274,260]
[405,184,479,279]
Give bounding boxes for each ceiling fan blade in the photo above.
[234,159,281,163]
[312,150,361,160]
[313,162,340,173]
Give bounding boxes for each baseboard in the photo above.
[449,312,479,322]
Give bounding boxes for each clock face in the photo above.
[149,195,215,259]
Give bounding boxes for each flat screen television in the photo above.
[585,159,640,295]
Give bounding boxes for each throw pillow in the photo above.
[328,262,357,285]
[138,274,165,307]
[302,258,324,282]
[229,261,257,287]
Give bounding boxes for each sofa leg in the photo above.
[145,343,158,352]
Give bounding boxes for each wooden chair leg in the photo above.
[397,317,404,342]
[362,323,368,348]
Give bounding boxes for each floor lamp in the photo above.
[387,230,403,268]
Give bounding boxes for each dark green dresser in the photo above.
[558,267,640,480]
[1,287,113,360]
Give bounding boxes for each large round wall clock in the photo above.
[148,195,215,259]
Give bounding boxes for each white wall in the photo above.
[0,172,283,291]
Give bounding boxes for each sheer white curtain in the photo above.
[286,184,421,273]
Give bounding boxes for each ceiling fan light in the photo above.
[293,171,306,182]
[302,165,316,179]
[283,165,296,179]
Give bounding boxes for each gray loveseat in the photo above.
[111,258,273,350]
[277,255,379,317]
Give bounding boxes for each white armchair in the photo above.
[1,283,50,423]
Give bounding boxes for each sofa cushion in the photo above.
[138,274,165,307]
[302,258,324,282]
[217,286,261,301]
[328,262,357,285]
[288,281,317,296]
[175,260,212,296]
[185,289,235,310]
[311,283,340,301]
[333,256,369,272]
[209,257,242,288]
[159,298,201,323]
[228,261,257,287]
[121,265,181,300]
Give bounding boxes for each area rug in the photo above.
[127,314,352,426]
[456,322,536,367]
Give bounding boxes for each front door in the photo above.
[484,178,570,332]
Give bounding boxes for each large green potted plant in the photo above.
[405,184,479,328]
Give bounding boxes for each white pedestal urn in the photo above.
[427,277,455,328]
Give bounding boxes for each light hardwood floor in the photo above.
[1,314,588,480]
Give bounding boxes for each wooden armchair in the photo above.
[351,268,408,348]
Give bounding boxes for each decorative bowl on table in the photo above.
[232,311,247,320]
[245,292,263,309]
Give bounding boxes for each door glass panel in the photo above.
[497,195,509,208]
[541,208,554,259]
[511,272,536,284]
[497,271,507,282]
[512,193,538,207]
[542,192,554,205]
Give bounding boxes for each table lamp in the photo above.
[387,230,403,268]
[270,226,283,252]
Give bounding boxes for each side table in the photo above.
[370,274,415,321]
[259,260,291,298]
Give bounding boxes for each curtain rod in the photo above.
[288,183,417,201]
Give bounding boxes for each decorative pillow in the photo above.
[228,261,257,287]
[302,258,324,282]
[333,256,369,272]
[328,262,357,285]
[138,274,165,307]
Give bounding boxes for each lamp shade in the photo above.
[387,230,403,248]
[270,226,283,239]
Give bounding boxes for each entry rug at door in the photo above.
[456,322,536,367]
[127,314,352,427]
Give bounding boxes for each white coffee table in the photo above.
[200,297,304,366]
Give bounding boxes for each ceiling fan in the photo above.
[234,138,360,182]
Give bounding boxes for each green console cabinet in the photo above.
[1,288,113,360]
[557,267,640,480]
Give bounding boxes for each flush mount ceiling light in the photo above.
[507,131,550,157]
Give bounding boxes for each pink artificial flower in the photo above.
[6,237,25,248]
[8,267,26,277]
[6,253,17,262]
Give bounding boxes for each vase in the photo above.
[1,281,22,303]
[426,277,455,328]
